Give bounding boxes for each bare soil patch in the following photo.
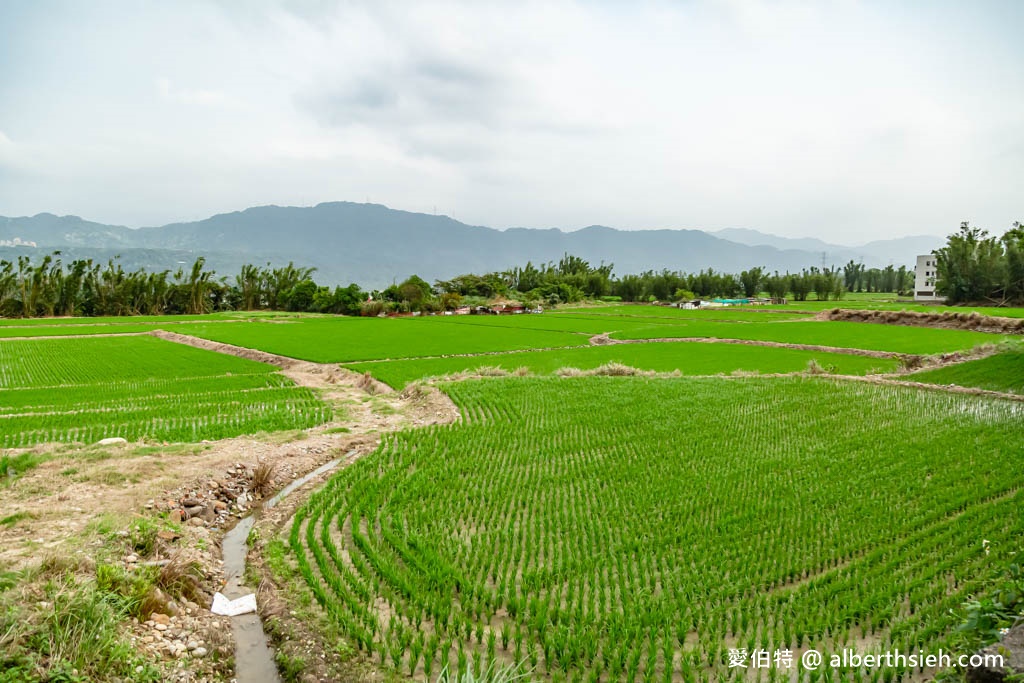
[817,307,1024,334]
[0,333,459,681]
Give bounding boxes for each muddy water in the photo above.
[220,454,348,682]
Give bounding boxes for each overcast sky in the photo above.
[0,0,1021,243]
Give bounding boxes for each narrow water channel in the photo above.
[220,455,349,682]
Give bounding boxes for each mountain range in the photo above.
[0,202,943,288]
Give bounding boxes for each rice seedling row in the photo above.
[288,377,1024,682]
[909,348,1024,394]
[0,336,329,447]
[342,343,900,389]
[174,318,589,363]
[0,336,275,389]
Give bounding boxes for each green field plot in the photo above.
[0,323,201,338]
[0,311,316,338]
[431,312,670,335]
[910,348,1024,393]
[0,336,328,447]
[611,319,1007,354]
[289,377,1024,680]
[175,317,587,362]
[563,304,812,322]
[344,341,899,388]
[0,313,227,327]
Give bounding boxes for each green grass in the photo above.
[344,341,899,388]
[0,575,164,681]
[0,452,51,482]
[290,376,1024,680]
[175,317,588,362]
[0,336,329,448]
[611,319,1008,354]
[910,348,1024,393]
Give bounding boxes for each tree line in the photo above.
[0,255,366,318]
[841,262,914,295]
[935,222,1024,305]
[1,250,920,319]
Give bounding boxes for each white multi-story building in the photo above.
[914,254,942,302]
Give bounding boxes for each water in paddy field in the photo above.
[220,455,347,682]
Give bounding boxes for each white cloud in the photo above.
[156,77,243,109]
[0,1,1021,240]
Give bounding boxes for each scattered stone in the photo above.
[96,437,128,446]
[188,517,205,527]
[151,613,170,626]
[169,509,182,524]
[968,624,1024,683]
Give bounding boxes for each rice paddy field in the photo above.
[910,348,1024,394]
[171,317,590,362]
[289,377,1024,682]
[342,342,900,389]
[0,335,329,448]
[0,304,1021,682]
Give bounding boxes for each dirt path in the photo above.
[586,332,1010,373]
[817,307,1024,334]
[588,332,909,359]
[1,328,459,567]
[0,332,461,681]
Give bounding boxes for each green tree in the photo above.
[935,222,1006,303]
[739,267,765,298]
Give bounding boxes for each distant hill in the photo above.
[0,202,944,287]
[713,228,943,269]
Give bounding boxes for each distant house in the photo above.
[493,304,526,315]
[914,255,942,302]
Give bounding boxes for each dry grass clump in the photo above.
[899,354,925,371]
[474,366,510,377]
[157,552,206,606]
[356,371,392,395]
[556,363,657,377]
[589,362,647,376]
[400,382,429,400]
[252,459,276,497]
